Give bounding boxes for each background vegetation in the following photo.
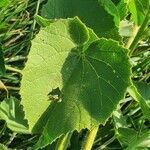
[0,0,150,149]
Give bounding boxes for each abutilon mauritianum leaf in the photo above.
[20,18,131,148]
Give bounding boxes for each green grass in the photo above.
[0,0,42,149]
[0,0,41,98]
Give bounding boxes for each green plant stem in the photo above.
[15,135,38,149]
[6,86,20,91]
[97,135,116,150]
[31,0,41,39]
[55,132,72,150]
[5,56,26,63]
[125,25,139,49]
[0,80,8,98]
[82,126,99,150]
[129,8,150,55]
[0,122,7,138]
[5,65,22,74]
[6,132,17,146]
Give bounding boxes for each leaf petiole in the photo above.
[81,126,99,150]
[55,132,72,150]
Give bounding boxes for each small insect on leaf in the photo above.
[47,87,62,102]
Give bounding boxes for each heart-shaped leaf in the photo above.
[20,18,131,148]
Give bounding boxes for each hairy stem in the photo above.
[6,132,17,146]
[125,25,139,49]
[82,126,99,150]
[55,132,72,150]
[98,135,116,149]
[5,56,26,63]
[0,80,8,97]
[31,0,41,38]
[6,86,20,91]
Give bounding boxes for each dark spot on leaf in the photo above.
[47,87,62,102]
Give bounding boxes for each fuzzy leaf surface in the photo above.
[98,0,120,26]
[20,18,131,148]
[41,0,121,41]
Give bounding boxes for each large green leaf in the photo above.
[0,97,28,133]
[128,0,150,25]
[41,0,121,41]
[0,47,5,76]
[20,18,131,148]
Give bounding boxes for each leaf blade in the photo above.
[41,0,121,41]
[0,97,29,133]
[20,18,131,148]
